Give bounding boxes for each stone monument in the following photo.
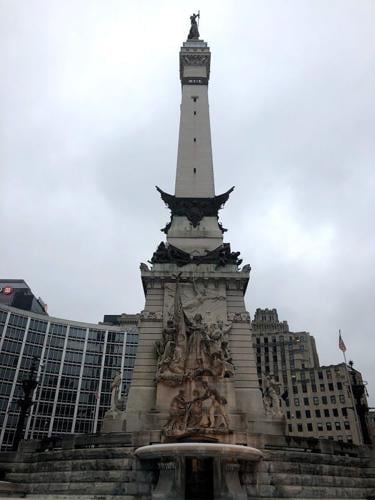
[102,13,284,497]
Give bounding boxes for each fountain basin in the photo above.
[135,442,263,461]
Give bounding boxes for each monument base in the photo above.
[101,408,126,433]
[1,432,374,498]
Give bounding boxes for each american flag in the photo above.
[339,330,347,352]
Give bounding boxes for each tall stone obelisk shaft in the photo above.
[175,40,215,198]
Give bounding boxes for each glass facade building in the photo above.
[0,304,138,451]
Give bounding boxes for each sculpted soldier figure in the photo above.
[188,12,200,40]
[263,373,284,417]
[110,372,122,411]
[164,390,188,433]
[156,319,177,374]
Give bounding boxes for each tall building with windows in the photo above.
[252,308,370,445]
[0,304,138,451]
[0,280,47,315]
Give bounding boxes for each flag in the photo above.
[339,330,347,352]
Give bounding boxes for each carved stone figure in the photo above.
[263,374,284,417]
[186,313,209,371]
[140,262,149,271]
[156,319,177,374]
[200,385,229,430]
[164,390,188,432]
[188,13,200,40]
[185,390,204,428]
[164,385,230,436]
[110,372,122,411]
[242,264,251,273]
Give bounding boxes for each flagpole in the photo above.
[340,330,363,445]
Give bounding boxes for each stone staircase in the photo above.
[0,433,155,498]
[244,441,375,499]
[0,433,374,499]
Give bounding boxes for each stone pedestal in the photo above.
[102,408,126,433]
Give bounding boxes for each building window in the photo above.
[293,386,298,394]
[307,423,313,432]
[297,424,303,432]
[192,97,198,102]
[313,397,319,405]
[328,383,334,391]
[320,384,325,392]
[339,395,345,404]
[333,408,339,417]
[337,382,343,390]
[342,408,347,417]
[326,370,332,380]
[326,422,332,431]
[288,424,292,432]
[324,409,330,417]
[303,397,309,406]
[330,395,336,404]
[311,384,317,393]
[286,411,291,419]
[317,422,323,431]
[296,410,301,419]
[305,410,311,418]
[193,138,197,142]
[302,383,307,393]
[315,409,321,418]
[318,371,323,380]
[194,111,197,115]
[322,396,328,405]
[294,398,300,406]
[335,422,341,430]
[344,421,350,430]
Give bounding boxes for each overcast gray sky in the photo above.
[1,1,374,403]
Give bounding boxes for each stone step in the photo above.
[26,481,151,496]
[24,457,134,474]
[25,496,138,500]
[25,496,138,499]
[265,450,368,467]
[6,469,142,484]
[247,498,370,500]
[19,446,136,464]
[257,460,374,478]
[245,483,375,498]
[0,480,26,497]
[256,471,375,488]
[247,473,375,488]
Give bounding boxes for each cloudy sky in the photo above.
[1,1,374,403]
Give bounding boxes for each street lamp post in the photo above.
[12,357,39,451]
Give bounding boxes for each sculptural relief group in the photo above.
[156,279,234,437]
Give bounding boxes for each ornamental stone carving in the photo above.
[156,186,234,227]
[262,374,284,418]
[164,382,230,437]
[151,241,242,268]
[182,55,209,66]
[157,277,234,437]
